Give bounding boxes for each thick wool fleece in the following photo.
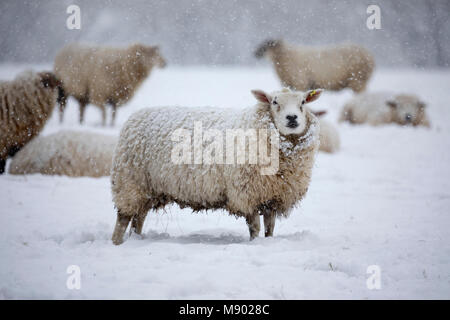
[262,40,374,93]
[0,71,58,172]
[111,105,320,222]
[9,130,117,177]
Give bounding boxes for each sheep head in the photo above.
[132,44,167,69]
[387,95,429,127]
[252,88,323,136]
[38,72,61,89]
[254,39,281,58]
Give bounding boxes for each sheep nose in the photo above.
[286,115,298,122]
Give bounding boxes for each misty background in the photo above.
[0,0,449,67]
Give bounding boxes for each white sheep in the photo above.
[110,88,323,245]
[9,130,117,177]
[311,111,340,153]
[255,39,375,93]
[54,43,167,126]
[0,71,59,174]
[339,92,430,127]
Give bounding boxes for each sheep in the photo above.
[9,130,117,177]
[54,43,167,126]
[339,92,430,127]
[255,39,374,93]
[0,71,60,174]
[311,111,340,153]
[318,118,340,153]
[110,87,323,245]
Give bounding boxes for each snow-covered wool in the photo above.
[9,130,117,177]
[339,92,430,127]
[0,71,59,174]
[255,39,374,93]
[317,117,340,154]
[54,43,167,126]
[310,110,340,153]
[110,88,323,245]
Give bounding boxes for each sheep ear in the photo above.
[251,90,271,105]
[387,100,397,108]
[313,110,327,117]
[305,89,323,103]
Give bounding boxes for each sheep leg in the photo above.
[112,211,132,245]
[245,214,260,240]
[110,102,117,127]
[101,106,107,127]
[57,86,67,123]
[130,212,148,235]
[263,211,276,237]
[78,100,87,124]
[0,158,5,174]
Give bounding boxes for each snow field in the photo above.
[0,65,449,299]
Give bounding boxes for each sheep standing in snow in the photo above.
[110,88,323,245]
[0,71,60,174]
[255,39,374,93]
[54,43,167,126]
[339,92,430,127]
[9,130,117,177]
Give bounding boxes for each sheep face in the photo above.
[150,46,167,69]
[387,95,429,127]
[254,39,281,58]
[38,72,61,90]
[134,44,167,69]
[252,88,323,136]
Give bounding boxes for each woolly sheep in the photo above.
[54,43,167,126]
[9,130,117,177]
[311,111,340,153]
[0,71,59,174]
[110,88,323,245]
[339,92,430,127]
[255,39,374,93]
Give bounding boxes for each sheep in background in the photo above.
[110,88,323,245]
[311,111,340,153]
[339,92,430,127]
[54,43,167,126]
[9,130,117,177]
[0,71,60,174]
[255,39,374,93]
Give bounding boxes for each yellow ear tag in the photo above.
[310,90,316,97]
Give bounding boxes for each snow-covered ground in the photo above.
[0,64,449,299]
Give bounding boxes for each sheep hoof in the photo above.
[112,237,124,246]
